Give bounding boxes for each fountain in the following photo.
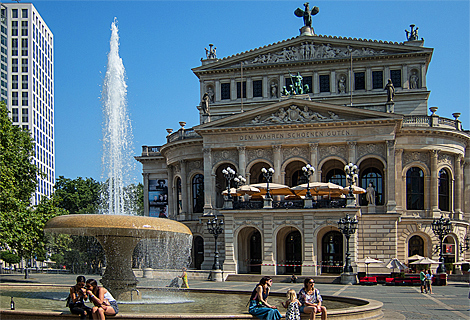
[44,19,192,301]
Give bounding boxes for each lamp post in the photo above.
[261,167,275,199]
[302,164,315,199]
[222,167,236,200]
[460,234,470,255]
[344,162,359,206]
[338,214,358,273]
[233,175,246,188]
[206,214,224,270]
[431,215,452,274]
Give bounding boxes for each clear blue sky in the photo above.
[20,0,470,184]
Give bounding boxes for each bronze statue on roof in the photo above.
[294,2,319,29]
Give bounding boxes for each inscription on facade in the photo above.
[239,129,352,141]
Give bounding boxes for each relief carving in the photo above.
[250,106,342,125]
[403,151,430,168]
[282,146,308,162]
[438,153,453,167]
[247,148,274,164]
[357,143,386,158]
[318,144,347,162]
[212,149,238,166]
[188,160,204,172]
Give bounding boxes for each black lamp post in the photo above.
[233,175,246,188]
[206,214,224,270]
[302,164,315,199]
[222,167,236,200]
[344,162,359,199]
[431,215,452,274]
[338,214,358,273]
[261,167,275,199]
[460,234,470,254]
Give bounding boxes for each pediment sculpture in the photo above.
[250,106,342,125]
[241,43,386,65]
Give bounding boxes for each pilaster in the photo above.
[395,149,403,213]
[430,149,440,217]
[222,213,237,273]
[273,145,282,184]
[167,166,174,219]
[261,215,276,275]
[309,143,319,182]
[302,213,317,275]
[386,140,397,212]
[347,141,357,164]
[203,148,213,215]
[180,160,188,220]
[454,154,463,219]
[143,173,149,217]
[238,146,246,178]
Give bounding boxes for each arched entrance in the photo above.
[191,236,204,270]
[408,235,424,257]
[237,227,262,274]
[443,235,455,266]
[285,230,302,274]
[321,231,343,274]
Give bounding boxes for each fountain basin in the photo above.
[44,215,192,300]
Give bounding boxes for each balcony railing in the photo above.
[402,115,462,131]
[141,145,162,156]
[167,128,201,143]
[228,198,347,210]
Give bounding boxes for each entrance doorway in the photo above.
[321,231,343,274]
[249,230,262,273]
[192,236,204,270]
[285,230,302,274]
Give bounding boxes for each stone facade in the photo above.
[136,21,469,277]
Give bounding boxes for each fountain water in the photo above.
[44,19,192,301]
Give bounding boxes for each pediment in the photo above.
[194,98,402,132]
[193,34,432,73]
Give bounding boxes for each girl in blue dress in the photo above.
[248,276,282,320]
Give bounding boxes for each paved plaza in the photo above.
[1,273,469,319]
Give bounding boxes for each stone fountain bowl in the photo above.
[44,214,192,301]
[44,214,192,238]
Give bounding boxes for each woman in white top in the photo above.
[85,279,118,320]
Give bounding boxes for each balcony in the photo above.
[224,198,347,210]
[167,128,201,143]
[402,111,462,131]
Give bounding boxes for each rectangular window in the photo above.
[22,9,28,19]
[221,83,230,100]
[354,72,365,90]
[390,70,402,88]
[12,9,18,18]
[12,59,18,72]
[12,92,18,106]
[22,125,28,131]
[22,108,28,122]
[12,75,18,89]
[22,75,28,89]
[252,80,262,97]
[319,74,330,92]
[372,71,383,89]
[22,92,28,106]
[22,58,28,72]
[21,38,28,56]
[303,76,312,93]
[11,21,18,36]
[21,21,28,36]
[12,108,19,122]
[237,81,246,99]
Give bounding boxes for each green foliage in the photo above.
[54,176,102,215]
[444,262,454,273]
[50,253,65,266]
[461,263,469,272]
[0,251,21,264]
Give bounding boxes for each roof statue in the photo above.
[205,43,217,59]
[294,2,319,35]
[282,72,309,96]
[405,24,420,41]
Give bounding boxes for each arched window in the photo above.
[408,235,424,257]
[326,169,346,187]
[291,170,308,187]
[406,167,424,210]
[360,167,383,205]
[192,174,204,213]
[438,169,450,212]
[176,177,182,215]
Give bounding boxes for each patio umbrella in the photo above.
[221,188,241,196]
[342,185,366,195]
[410,257,440,265]
[291,182,344,197]
[453,260,470,265]
[249,183,294,196]
[235,185,261,195]
[357,257,384,276]
[407,254,424,262]
[385,258,407,272]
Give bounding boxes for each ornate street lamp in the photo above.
[344,162,359,198]
[261,167,275,199]
[460,233,470,254]
[431,215,452,274]
[206,214,224,270]
[222,167,236,200]
[233,175,246,188]
[302,164,315,199]
[338,214,358,273]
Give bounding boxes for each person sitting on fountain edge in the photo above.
[68,275,92,320]
[85,279,118,320]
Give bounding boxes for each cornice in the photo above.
[159,138,203,156]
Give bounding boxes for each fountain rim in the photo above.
[44,214,192,238]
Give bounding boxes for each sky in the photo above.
[13,0,470,184]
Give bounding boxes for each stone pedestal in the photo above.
[263,198,273,209]
[304,198,313,209]
[209,269,224,282]
[368,204,376,213]
[300,26,314,36]
[142,268,153,278]
[223,199,233,209]
[386,102,395,113]
[341,272,358,285]
[346,197,356,208]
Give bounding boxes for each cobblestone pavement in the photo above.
[1,273,469,319]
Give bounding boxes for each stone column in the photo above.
[203,147,213,215]
[454,154,462,219]
[222,213,237,273]
[421,63,427,88]
[309,143,319,182]
[179,160,188,220]
[143,173,149,216]
[395,149,404,213]
[215,80,220,102]
[386,140,397,212]
[313,71,319,94]
[347,141,357,164]
[261,215,276,275]
[302,214,317,275]
[230,79,236,101]
[402,64,408,89]
[263,76,268,98]
[238,146,246,178]
[366,68,372,91]
[273,145,282,184]
[167,166,174,219]
[430,149,440,217]
[463,143,470,223]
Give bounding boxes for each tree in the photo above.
[54,176,102,215]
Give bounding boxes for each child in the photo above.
[282,289,301,320]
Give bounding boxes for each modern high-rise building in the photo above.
[1,3,54,205]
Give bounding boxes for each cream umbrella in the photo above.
[342,185,366,195]
[291,182,344,197]
[407,254,425,262]
[249,183,294,196]
[221,188,241,196]
[357,257,384,276]
[410,257,440,265]
[236,185,261,195]
[385,258,407,272]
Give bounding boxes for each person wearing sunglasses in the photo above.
[298,278,327,320]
